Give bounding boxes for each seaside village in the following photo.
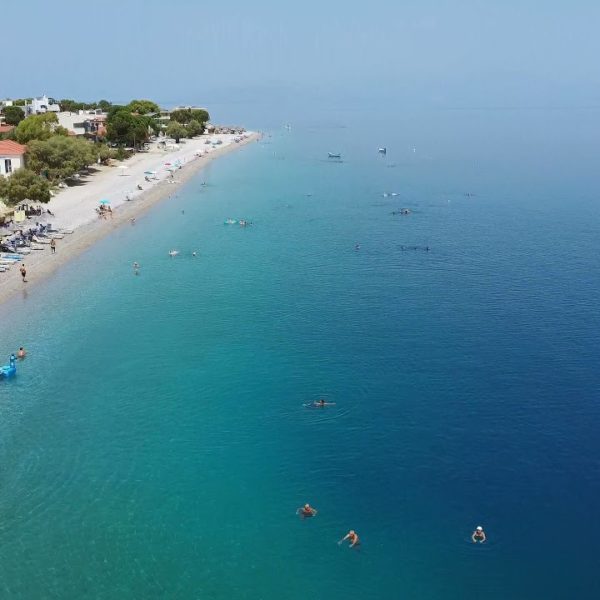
[0,95,251,278]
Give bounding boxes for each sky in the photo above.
[3,0,599,113]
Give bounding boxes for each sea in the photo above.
[0,101,599,599]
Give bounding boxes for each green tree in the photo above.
[2,105,25,125]
[97,99,112,111]
[14,113,61,144]
[186,119,203,137]
[165,121,187,143]
[59,99,79,112]
[169,108,210,125]
[94,143,117,165]
[0,169,51,204]
[27,136,95,182]
[106,110,150,147]
[126,99,160,115]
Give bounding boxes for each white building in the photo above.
[25,95,60,116]
[56,111,108,137]
[0,140,27,176]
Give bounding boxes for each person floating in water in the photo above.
[297,503,318,518]
[17,347,26,359]
[313,399,336,408]
[355,243,361,250]
[472,526,486,543]
[338,530,360,548]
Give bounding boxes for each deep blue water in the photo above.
[1,107,599,599]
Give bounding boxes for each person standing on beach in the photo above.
[50,238,56,254]
[20,264,27,283]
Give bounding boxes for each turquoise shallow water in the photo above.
[1,108,600,599]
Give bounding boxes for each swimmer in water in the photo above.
[471,526,486,543]
[338,530,360,548]
[192,251,197,257]
[313,399,336,407]
[296,503,318,518]
[355,243,360,250]
[17,347,26,359]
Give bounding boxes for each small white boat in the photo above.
[378,147,387,154]
[328,152,341,159]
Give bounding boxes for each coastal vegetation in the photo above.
[27,137,96,183]
[169,108,210,127]
[126,99,160,115]
[2,105,25,125]
[105,100,163,148]
[13,113,68,144]
[59,99,112,112]
[0,168,51,204]
[165,121,188,143]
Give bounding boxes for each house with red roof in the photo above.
[0,140,27,176]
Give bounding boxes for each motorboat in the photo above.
[378,147,387,154]
[328,152,341,159]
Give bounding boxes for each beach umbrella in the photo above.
[99,199,111,205]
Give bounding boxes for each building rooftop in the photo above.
[0,140,27,155]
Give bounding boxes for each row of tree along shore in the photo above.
[0,99,210,205]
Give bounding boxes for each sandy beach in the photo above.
[0,132,259,305]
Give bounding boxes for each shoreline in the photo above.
[0,132,260,306]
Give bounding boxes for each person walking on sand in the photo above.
[50,238,56,254]
[20,264,27,283]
